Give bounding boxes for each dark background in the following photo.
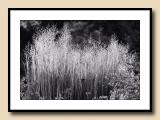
[20,20,140,53]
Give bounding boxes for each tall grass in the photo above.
[21,24,139,100]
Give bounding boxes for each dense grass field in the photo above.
[20,24,140,100]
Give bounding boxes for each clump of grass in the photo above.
[21,24,140,100]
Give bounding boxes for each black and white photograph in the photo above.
[20,20,140,100]
[9,8,152,111]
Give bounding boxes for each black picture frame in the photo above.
[8,8,152,112]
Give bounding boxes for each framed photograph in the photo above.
[8,8,152,112]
